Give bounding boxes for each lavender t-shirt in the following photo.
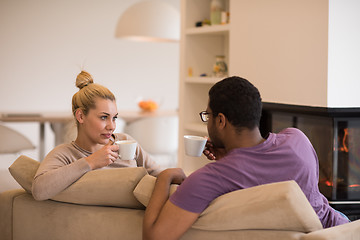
[170,128,349,228]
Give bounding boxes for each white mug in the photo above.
[115,140,137,160]
[184,135,207,157]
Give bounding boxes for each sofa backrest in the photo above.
[9,155,324,234]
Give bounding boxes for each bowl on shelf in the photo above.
[138,99,159,112]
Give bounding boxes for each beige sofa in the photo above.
[1,155,360,240]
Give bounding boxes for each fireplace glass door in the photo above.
[268,113,360,201]
[331,119,360,200]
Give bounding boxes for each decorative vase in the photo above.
[213,55,228,77]
[210,0,224,25]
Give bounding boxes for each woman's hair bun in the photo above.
[76,71,94,89]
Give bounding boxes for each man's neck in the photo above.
[224,127,265,152]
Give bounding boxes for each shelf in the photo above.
[185,77,223,84]
[179,0,230,172]
[186,24,230,36]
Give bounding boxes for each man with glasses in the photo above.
[143,76,349,240]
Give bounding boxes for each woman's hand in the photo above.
[203,138,226,160]
[85,142,119,170]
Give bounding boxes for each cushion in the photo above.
[133,175,178,206]
[301,219,360,240]
[133,176,323,233]
[9,155,39,193]
[9,155,148,208]
[52,167,147,208]
[193,180,323,232]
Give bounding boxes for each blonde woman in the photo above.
[32,71,162,200]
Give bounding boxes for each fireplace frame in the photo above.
[260,102,360,220]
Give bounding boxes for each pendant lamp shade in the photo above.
[115,0,180,42]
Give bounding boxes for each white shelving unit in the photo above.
[177,0,334,174]
[178,0,231,174]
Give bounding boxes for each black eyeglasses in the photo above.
[199,111,216,122]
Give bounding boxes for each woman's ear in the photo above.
[75,109,85,124]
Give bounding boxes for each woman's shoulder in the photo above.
[47,142,76,154]
[43,142,86,162]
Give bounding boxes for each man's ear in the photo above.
[217,113,226,129]
[75,109,85,124]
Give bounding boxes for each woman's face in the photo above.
[80,98,118,145]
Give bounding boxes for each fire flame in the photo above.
[323,181,360,188]
[339,128,349,153]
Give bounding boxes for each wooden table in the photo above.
[0,110,177,160]
[0,112,72,160]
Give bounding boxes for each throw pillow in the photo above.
[52,167,147,209]
[193,180,323,233]
[133,174,178,206]
[8,155,39,193]
[9,155,148,209]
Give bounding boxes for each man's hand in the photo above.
[203,138,226,160]
[162,168,186,185]
[143,169,199,240]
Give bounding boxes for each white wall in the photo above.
[0,0,179,112]
[0,0,180,193]
[230,0,329,107]
[328,0,360,107]
[231,0,360,108]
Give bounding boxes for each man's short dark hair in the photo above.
[208,76,262,130]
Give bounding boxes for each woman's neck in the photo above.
[74,133,102,153]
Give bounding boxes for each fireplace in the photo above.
[260,102,360,221]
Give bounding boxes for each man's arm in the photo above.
[143,168,200,240]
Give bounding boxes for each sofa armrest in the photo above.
[0,189,28,240]
[301,220,360,240]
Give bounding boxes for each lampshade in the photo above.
[115,0,180,42]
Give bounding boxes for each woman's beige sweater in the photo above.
[32,133,162,200]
